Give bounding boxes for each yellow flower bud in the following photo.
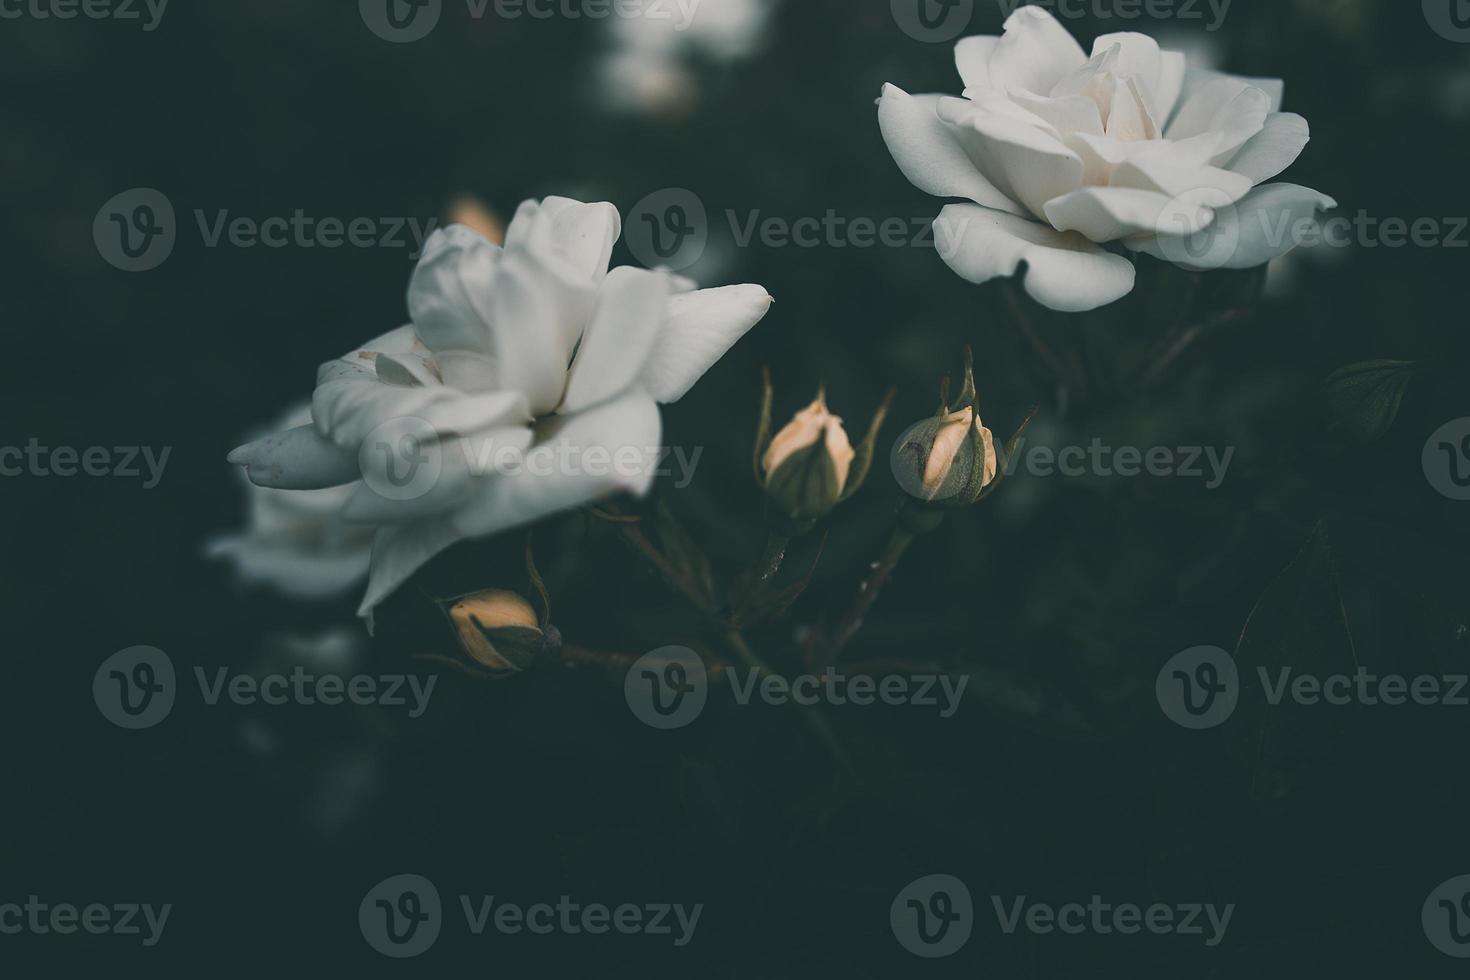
[761,395,856,522]
[442,589,549,677]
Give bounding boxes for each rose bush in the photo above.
[229,196,772,617]
[878,6,1335,311]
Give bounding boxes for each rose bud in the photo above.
[891,347,1021,511]
[893,406,997,506]
[440,589,559,678]
[754,373,894,532]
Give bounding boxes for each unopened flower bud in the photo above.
[761,395,856,523]
[893,408,997,506]
[442,589,557,677]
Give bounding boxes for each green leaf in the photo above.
[1323,359,1416,443]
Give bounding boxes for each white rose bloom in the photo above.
[229,197,773,618]
[209,404,373,599]
[878,6,1335,312]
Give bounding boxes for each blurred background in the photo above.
[3,0,1470,973]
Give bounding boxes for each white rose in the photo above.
[209,404,373,599]
[229,196,773,618]
[878,6,1336,312]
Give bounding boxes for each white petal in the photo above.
[562,267,673,414]
[345,424,535,525]
[1006,89,1103,138]
[877,84,1025,214]
[408,226,500,355]
[1091,32,1163,109]
[1111,153,1254,203]
[1166,70,1272,157]
[451,390,663,538]
[540,196,621,282]
[937,97,1085,218]
[642,284,774,403]
[1042,186,1212,242]
[486,248,598,414]
[313,355,529,451]
[986,6,1087,96]
[1225,112,1310,184]
[934,203,1136,312]
[954,35,1000,93]
[357,518,464,619]
[1154,51,1187,124]
[229,423,361,490]
[1127,183,1338,271]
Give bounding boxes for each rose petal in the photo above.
[937,97,1085,218]
[1225,112,1310,184]
[877,84,1025,214]
[1127,183,1338,271]
[357,518,464,620]
[641,284,774,404]
[561,267,673,414]
[1042,186,1213,242]
[955,35,1000,93]
[229,423,361,490]
[934,203,1137,312]
[986,6,1087,96]
[451,389,663,538]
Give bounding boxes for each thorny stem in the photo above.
[827,526,917,663]
[1141,308,1252,389]
[750,531,790,591]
